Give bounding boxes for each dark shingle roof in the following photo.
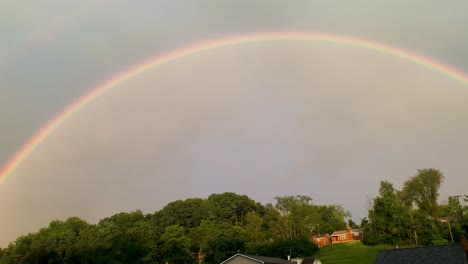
[242,254,291,264]
[300,256,316,264]
[374,243,467,264]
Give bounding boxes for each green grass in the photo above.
[312,241,395,264]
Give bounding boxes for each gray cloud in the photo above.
[1,41,468,245]
[1,1,468,246]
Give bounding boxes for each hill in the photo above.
[313,241,394,264]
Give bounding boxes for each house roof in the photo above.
[221,254,291,264]
[300,256,316,264]
[313,234,329,238]
[374,243,467,264]
[331,230,349,236]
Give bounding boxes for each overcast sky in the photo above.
[1,1,468,246]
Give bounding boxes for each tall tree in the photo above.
[206,193,264,226]
[245,212,264,243]
[316,205,350,234]
[273,195,320,240]
[401,168,445,218]
[154,198,207,229]
[189,220,219,258]
[364,181,412,245]
[160,225,192,264]
[347,219,358,229]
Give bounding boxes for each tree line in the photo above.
[362,168,468,246]
[0,193,350,264]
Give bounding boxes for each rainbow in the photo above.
[1,32,468,185]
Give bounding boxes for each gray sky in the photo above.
[1,1,468,246]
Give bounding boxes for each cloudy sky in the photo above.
[1,1,468,246]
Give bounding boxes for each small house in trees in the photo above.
[330,227,356,243]
[352,228,363,240]
[311,234,331,247]
[312,227,362,246]
[220,254,291,264]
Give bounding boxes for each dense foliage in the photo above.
[0,193,349,264]
[4,168,462,263]
[362,168,468,246]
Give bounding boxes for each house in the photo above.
[373,243,467,264]
[311,234,331,247]
[330,227,356,243]
[352,228,364,240]
[220,254,291,264]
[312,227,362,246]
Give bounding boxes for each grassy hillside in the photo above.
[312,241,394,264]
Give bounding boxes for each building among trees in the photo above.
[312,226,363,246]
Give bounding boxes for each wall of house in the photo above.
[313,236,331,247]
[331,233,354,242]
[312,234,331,247]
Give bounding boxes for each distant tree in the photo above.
[154,198,207,229]
[347,219,358,229]
[245,212,264,243]
[401,168,445,218]
[359,217,369,228]
[439,196,460,220]
[206,192,264,226]
[0,192,351,264]
[364,181,412,245]
[316,205,350,234]
[261,203,284,240]
[207,223,247,263]
[160,225,192,264]
[409,209,449,246]
[93,211,150,263]
[273,195,320,240]
[189,220,219,257]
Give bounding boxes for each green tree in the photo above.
[154,198,207,229]
[189,220,219,258]
[438,196,460,220]
[206,224,247,264]
[93,211,150,263]
[316,205,350,234]
[206,193,264,226]
[245,212,264,243]
[364,181,412,245]
[347,219,358,229]
[273,195,320,240]
[0,192,353,264]
[360,217,369,228]
[160,225,192,264]
[401,168,445,219]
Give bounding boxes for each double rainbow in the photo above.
[1,32,467,185]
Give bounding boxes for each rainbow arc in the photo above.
[1,32,467,184]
